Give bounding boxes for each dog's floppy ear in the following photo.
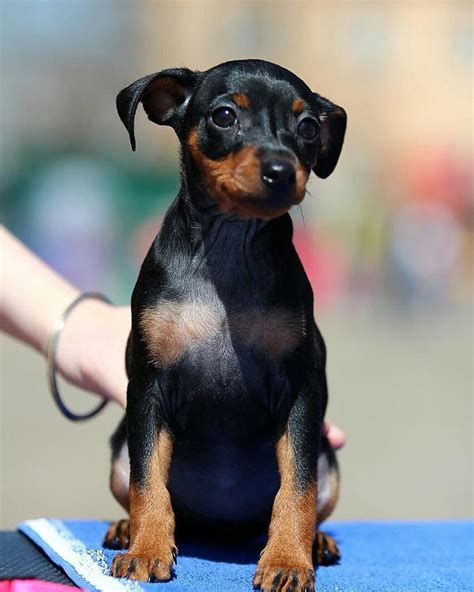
[116,68,200,150]
[313,94,347,179]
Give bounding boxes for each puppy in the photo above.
[104,59,346,592]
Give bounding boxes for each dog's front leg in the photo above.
[254,389,320,592]
[110,378,176,582]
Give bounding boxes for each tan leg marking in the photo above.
[110,430,177,582]
[253,430,317,592]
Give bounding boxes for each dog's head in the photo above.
[117,59,346,219]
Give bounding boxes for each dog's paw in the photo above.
[110,547,177,582]
[103,519,130,550]
[314,531,340,566]
[253,564,315,592]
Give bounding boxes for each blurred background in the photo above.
[0,1,472,529]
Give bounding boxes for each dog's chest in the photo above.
[139,296,306,369]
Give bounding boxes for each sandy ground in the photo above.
[1,306,472,529]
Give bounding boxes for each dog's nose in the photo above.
[261,160,296,189]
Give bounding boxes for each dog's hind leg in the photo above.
[104,518,130,550]
[314,531,340,566]
[314,437,340,565]
[109,439,130,512]
[317,437,339,524]
[103,416,131,550]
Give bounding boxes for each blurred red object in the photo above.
[402,148,472,219]
[293,226,347,309]
[0,581,81,592]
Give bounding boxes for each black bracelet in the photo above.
[46,292,111,421]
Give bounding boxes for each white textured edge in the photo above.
[21,518,142,592]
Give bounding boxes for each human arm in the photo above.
[0,225,129,408]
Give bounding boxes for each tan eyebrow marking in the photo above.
[232,93,250,109]
[292,98,305,114]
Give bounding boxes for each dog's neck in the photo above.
[161,173,296,302]
[180,171,293,250]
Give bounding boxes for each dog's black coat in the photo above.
[109,59,346,573]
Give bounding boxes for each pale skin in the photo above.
[0,225,345,449]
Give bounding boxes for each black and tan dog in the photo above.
[103,59,346,592]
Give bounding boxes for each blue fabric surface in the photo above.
[18,518,474,591]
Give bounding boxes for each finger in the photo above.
[322,421,346,450]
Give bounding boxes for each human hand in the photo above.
[56,301,130,409]
[323,420,346,450]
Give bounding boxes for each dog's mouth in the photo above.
[228,159,308,218]
[209,180,306,220]
[263,182,298,210]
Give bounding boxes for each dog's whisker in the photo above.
[299,204,306,228]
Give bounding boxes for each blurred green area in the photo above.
[2,145,179,301]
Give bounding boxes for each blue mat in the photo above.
[18,519,474,591]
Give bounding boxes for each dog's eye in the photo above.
[211,107,237,129]
[298,117,319,141]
